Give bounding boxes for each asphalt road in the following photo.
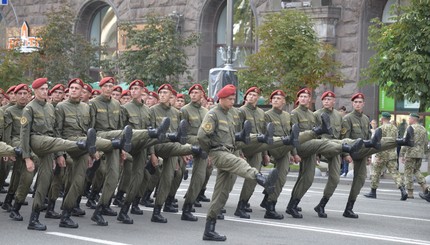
[0,170,429,245]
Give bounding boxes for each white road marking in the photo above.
[46,232,132,245]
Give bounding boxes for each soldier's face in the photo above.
[158,89,171,104]
[7,92,16,103]
[322,97,335,109]
[81,90,91,102]
[271,95,285,110]
[130,85,142,99]
[16,90,29,106]
[34,84,49,100]
[69,83,82,100]
[190,90,202,103]
[120,95,131,104]
[219,95,235,109]
[169,95,176,105]
[142,92,148,102]
[352,98,364,112]
[246,91,259,105]
[298,93,310,106]
[146,96,158,107]
[112,91,121,101]
[100,82,114,97]
[51,90,64,103]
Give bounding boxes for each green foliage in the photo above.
[119,14,200,88]
[0,49,30,87]
[237,9,343,103]
[363,0,430,112]
[30,4,98,84]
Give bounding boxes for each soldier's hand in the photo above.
[56,156,66,168]
[293,155,301,163]
[87,156,94,168]
[150,154,159,167]
[262,154,270,166]
[25,158,35,172]
[344,156,353,163]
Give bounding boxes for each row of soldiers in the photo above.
[0,78,423,242]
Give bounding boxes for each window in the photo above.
[90,6,117,64]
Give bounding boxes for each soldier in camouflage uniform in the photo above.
[400,113,430,199]
[363,112,407,200]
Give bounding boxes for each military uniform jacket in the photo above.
[20,99,56,159]
[376,123,398,160]
[0,108,5,141]
[239,103,266,134]
[198,104,235,153]
[340,110,371,140]
[4,104,25,145]
[400,123,429,159]
[229,107,242,132]
[89,95,122,131]
[314,108,342,139]
[265,107,291,137]
[149,103,180,133]
[55,98,91,138]
[121,99,151,130]
[291,105,316,132]
[180,101,208,136]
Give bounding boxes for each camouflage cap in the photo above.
[410,113,419,119]
[381,112,391,119]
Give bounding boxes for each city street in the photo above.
[0,170,429,245]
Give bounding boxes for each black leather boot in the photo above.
[257,122,275,145]
[255,168,279,194]
[120,125,133,152]
[286,198,303,218]
[191,146,208,159]
[101,200,117,216]
[198,188,210,202]
[265,201,284,220]
[59,209,79,228]
[364,188,377,198]
[244,202,252,213]
[400,186,408,201]
[151,205,167,223]
[91,205,108,226]
[28,210,47,231]
[363,128,382,149]
[235,120,252,144]
[148,117,170,141]
[217,209,225,220]
[117,202,133,224]
[260,192,268,209]
[167,119,188,144]
[343,200,358,218]
[9,202,23,221]
[342,138,364,154]
[130,197,143,215]
[86,189,98,209]
[314,197,329,218]
[313,112,332,135]
[282,124,300,148]
[141,191,155,207]
[163,196,178,213]
[181,203,198,221]
[113,191,125,207]
[194,199,202,207]
[396,126,414,147]
[1,193,13,212]
[203,218,227,241]
[71,196,86,216]
[76,128,97,155]
[45,200,61,219]
[234,200,250,219]
[14,147,22,156]
[419,189,430,202]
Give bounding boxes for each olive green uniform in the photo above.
[182,101,208,206]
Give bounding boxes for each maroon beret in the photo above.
[129,79,145,90]
[83,84,93,93]
[148,91,159,100]
[217,84,236,99]
[321,91,336,100]
[92,90,101,96]
[68,78,84,88]
[207,97,214,103]
[351,92,365,101]
[14,84,30,93]
[245,86,261,98]
[121,90,131,98]
[157,84,174,94]
[188,84,204,95]
[32,78,48,89]
[176,93,185,99]
[270,90,286,100]
[113,85,123,93]
[64,88,69,94]
[6,86,17,94]
[296,88,311,98]
[99,77,115,87]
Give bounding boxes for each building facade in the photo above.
[1,0,429,131]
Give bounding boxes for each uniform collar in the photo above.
[245,103,257,110]
[299,105,308,111]
[68,98,80,104]
[191,101,201,108]
[217,104,229,114]
[160,102,171,110]
[132,98,144,106]
[35,98,47,106]
[273,107,283,115]
[353,110,363,117]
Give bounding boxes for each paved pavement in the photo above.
[0,169,429,245]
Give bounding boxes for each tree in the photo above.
[119,14,200,88]
[0,49,30,87]
[237,9,343,103]
[363,0,430,112]
[30,4,98,84]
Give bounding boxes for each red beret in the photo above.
[217,84,236,99]
[321,91,336,100]
[50,84,65,94]
[245,86,261,98]
[148,91,159,100]
[129,79,145,89]
[121,90,131,98]
[99,77,115,87]
[83,84,93,93]
[188,84,204,95]
[270,90,286,100]
[207,97,214,103]
[296,88,311,98]
[68,78,84,88]
[32,78,48,89]
[14,84,30,93]
[157,84,174,94]
[176,93,185,99]
[171,89,177,97]
[351,92,365,101]
[6,86,17,94]
[64,88,69,94]
[142,87,149,94]
[113,85,123,93]
[92,90,101,96]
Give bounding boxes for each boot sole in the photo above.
[177,120,189,145]
[86,128,97,155]
[157,117,171,141]
[122,125,133,152]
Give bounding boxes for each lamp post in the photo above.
[218,0,239,69]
